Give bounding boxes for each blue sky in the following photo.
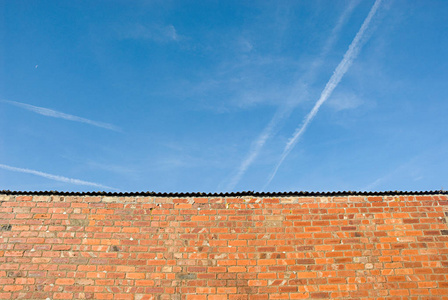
[1,0,447,193]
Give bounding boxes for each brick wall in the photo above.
[1,193,448,300]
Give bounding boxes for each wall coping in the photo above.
[0,189,446,197]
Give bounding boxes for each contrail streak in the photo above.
[1,99,121,132]
[0,163,117,190]
[264,0,382,190]
[225,106,290,190]
[225,1,360,191]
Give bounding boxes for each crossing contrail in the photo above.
[225,1,360,191]
[264,0,383,190]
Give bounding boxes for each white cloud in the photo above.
[238,37,254,53]
[327,90,365,111]
[118,24,181,43]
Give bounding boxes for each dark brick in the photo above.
[0,224,11,231]
[7,271,22,277]
[311,292,329,298]
[176,273,197,280]
[296,259,315,264]
[341,226,356,231]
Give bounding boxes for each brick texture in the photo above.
[1,193,448,299]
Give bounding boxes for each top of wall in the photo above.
[0,189,446,197]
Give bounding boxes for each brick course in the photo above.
[1,193,448,299]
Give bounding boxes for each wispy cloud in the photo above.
[364,156,420,191]
[264,0,383,190]
[0,163,117,190]
[327,90,366,112]
[118,24,180,43]
[225,1,360,191]
[362,146,448,192]
[1,99,121,132]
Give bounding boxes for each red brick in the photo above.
[56,278,75,285]
[2,193,447,299]
[186,296,206,300]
